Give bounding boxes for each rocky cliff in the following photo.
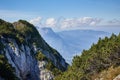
[0,19,68,80]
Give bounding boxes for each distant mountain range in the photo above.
[37,27,110,63]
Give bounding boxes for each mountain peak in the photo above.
[40,27,54,34]
[0,19,68,80]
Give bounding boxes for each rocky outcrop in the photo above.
[0,37,39,80]
[113,74,120,80]
[0,19,68,80]
[39,61,54,80]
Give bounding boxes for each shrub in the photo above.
[0,54,18,80]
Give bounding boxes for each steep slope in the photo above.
[0,19,68,80]
[55,33,120,80]
[38,27,110,63]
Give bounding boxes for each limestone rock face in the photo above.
[0,19,68,80]
[1,37,39,80]
[38,61,54,80]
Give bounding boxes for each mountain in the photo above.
[0,19,68,80]
[37,27,71,62]
[55,33,120,80]
[37,27,110,63]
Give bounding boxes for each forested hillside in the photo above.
[55,33,120,80]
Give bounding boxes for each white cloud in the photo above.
[60,18,78,29]
[29,17,42,26]
[78,17,101,25]
[29,17,102,29]
[59,17,102,29]
[45,18,56,27]
[29,17,120,32]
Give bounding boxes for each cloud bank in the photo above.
[29,17,120,30]
[60,17,102,29]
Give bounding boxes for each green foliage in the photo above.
[56,33,120,80]
[0,41,4,51]
[0,54,18,80]
[0,19,26,45]
[35,51,48,61]
[0,19,45,47]
[13,20,40,38]
[0,19,15,35]
[47,47,68,71]
[46,60,62,76]
[35,51,62,77]
[13,20,51,49]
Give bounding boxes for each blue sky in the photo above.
[0,0,120,19]
[0,0,120,32]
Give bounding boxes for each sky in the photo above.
[0,0,120,32]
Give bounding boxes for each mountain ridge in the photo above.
[0,19,68,80]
